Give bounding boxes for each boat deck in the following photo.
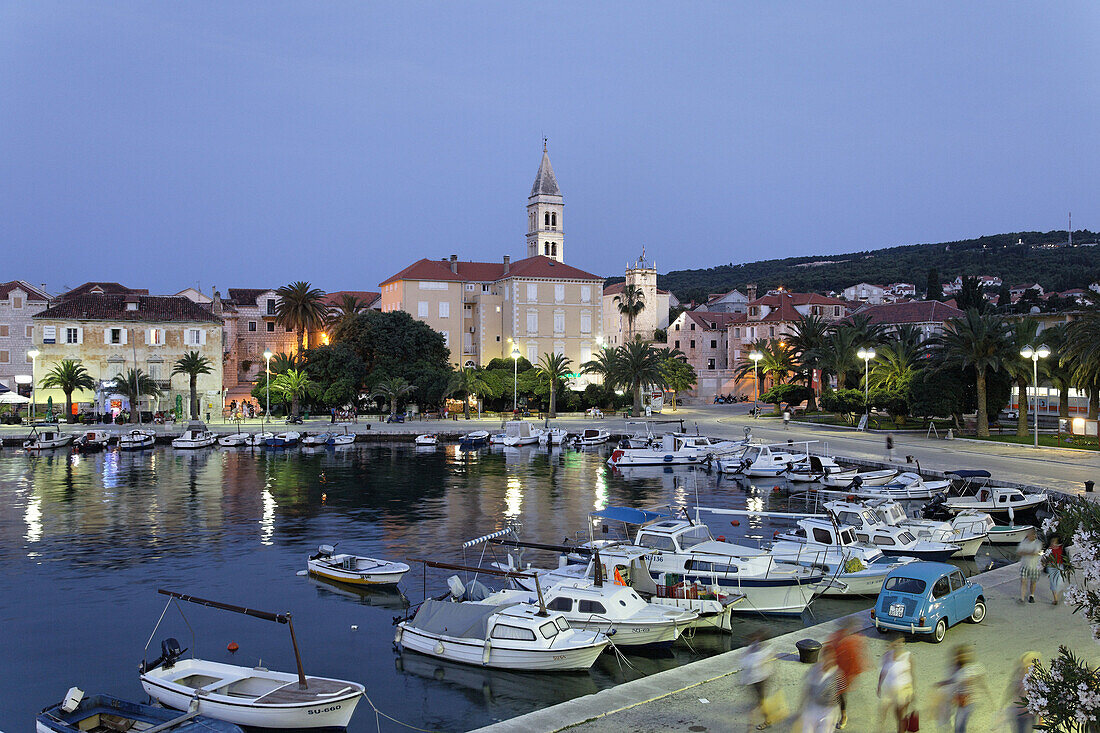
[255,678,359,704]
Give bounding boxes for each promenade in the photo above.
[474,563,1097,733]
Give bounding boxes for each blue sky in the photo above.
[2,2,1097,294]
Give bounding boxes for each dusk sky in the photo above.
[2,3,1097,295]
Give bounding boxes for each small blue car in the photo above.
[871,561,985,643]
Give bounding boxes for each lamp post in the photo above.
[749,350,763,419]
[263,350,273,432]
[1020,345,1050,448]
[27,349,39,423]
[857,347,876,418]
[511,347,521,413]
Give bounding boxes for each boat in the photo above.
[826,499,986,559]
[920,491,1035,544]
[579,428,611,446]
[247,432,274,447]
[786,455,848,483]
[941,486,1048,516]
[265,431,300,448]
[501,421,540,447]
[849,472,949,500]
[307,544,410,586]
[172,422,218,449]
[820,468,898,487]
[328,430,355,446]
[538,427,569,445]
[395,598,610,672]
[609,434,744,467]
[415,433,438,446]
[488,432,507,445]
[217,432,251,447]
[301,432,335,446]
[23,424,74,451]
[718,443,803,476]
[814,510,960,562]
[72,429,112,452]
[140,590,365,729]
[459,430,490,448]
[36,688,243,733]
[986,524,1039,545]
[118,429,156,451]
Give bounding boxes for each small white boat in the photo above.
[36,688,243,733]
[851,472,949,500]
[218,432,251,447]
[118,429,156,451]
[301,432,335,446]
[415,434,438,446]
[821,468,898,487]
[247,432,274,447]
[787,455,847,483]
[488,432,507,445]
[943,486,1048,516]
[538,427,569,445]
[395,599,610,671]
[307,545,409,586]
[266,431,300,448]
[460,430,491,448]
[73,429,113,452]
[827,499,986,559]
[719,443,803,476]
[987,524,1038,544]
[328,430,355,446]
[172,422,218,449]
[609,434,724,467]
[579,428,611,446]
[23,424,74,451]
[502,421,540,447]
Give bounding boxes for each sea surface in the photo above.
[0,442,1012,731]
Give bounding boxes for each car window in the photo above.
[950,572,965,592]
[884,576,926,594]
[932,577,951,599]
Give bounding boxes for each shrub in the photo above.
[760,383,812,406]
[819,388,865,421]
[868,388,909,421]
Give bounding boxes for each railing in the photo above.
[153,379,172,390]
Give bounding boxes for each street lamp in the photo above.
[857,347,876,418]
[749,350,763,419]
[511,347,521,413]
[263,350,273,431]
[27,349,39,423]
[1020,345,1051,448]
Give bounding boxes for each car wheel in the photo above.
[932,617,947,643]
[970,600,986,624]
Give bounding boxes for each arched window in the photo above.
[544,212,550,227]
[544,242,550,255]
[551,212,557,227]
[551,243,557,257]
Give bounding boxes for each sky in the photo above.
[2,2,1098,295]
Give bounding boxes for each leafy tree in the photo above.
[932,309,1010,436]
[995,284,1012,311]
[818,388,865,422]
[868,340,921,391]
[328,293,367,328]
[581,346,621,389]
[485,356,534,372]
[304,343,368,408]
[269,351,301,375]
[954,276,987,313]
[536,353,573,418]
[614,284,646,340]
[369,375,416,416]
[275,281,327,354]
[112,369,162,423]
[39,359,96,423]
[759,383,812,406]
[813,326,861,389]
[926,268,942,300]
[868,387,909,421]
[171,351,214,420]
[271,368,321,417]
[907,366,969,424]
[657,347,696,412]
[447,366,496,419]
[845,313,889,348]
[612,340,665,413]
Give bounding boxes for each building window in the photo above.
[834,306,841,316]
[465,283,475,291]
[526,284,538,302]
[248,321,257,332]
[553,340,565,356]
[527,343,538,363]
[674,324,680,331]
[553,311,565,334]
[674,340,680,349]
[551,243,557,257]
[0,325,7,338]
[482,284,490,292]
[734,327,740,338]
[690,340,696,349]
[439,302,450,318]
[186,329,203,346]
[551,212,557,228]
[710,340,717,349]
[26,325,33,338]
[266,322,275,332]
[581,285,591,302]
[580,312,592,334]
[286,325,292,332]
[0,350,7,363]
[266,299,276,315]
[707,358,716,370]
[65,328,78,344]
[555,284,565,302]
[110,328,123,344]
[12,296,23,309]
[689,323,696,331]
[418,301,429,317]
[526,310,538,334]
[769,327,775,337]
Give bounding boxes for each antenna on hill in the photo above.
[1069,212,1073,247]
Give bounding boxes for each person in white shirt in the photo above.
[877,635,914,733]
[1017,529,1043,603]
[739,633,775,730]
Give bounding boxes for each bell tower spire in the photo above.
[527,142,564,262]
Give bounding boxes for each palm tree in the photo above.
[369,375,416,417]
[845,313,888,348]
[271,368,321,418]
[787,314,831,409]
[1004,318,1043,437]
[868,339,921,391]
[813,325,862,389]
[275,281,327,354]
[613,285,646,340]
[328,293,366,328]
[656,347,695,411]
[1063,312,1100,419]
[171,351,214,420]
[39,359,95,423]
[447,366,495,419]
[112,369,162,424]
[269,352,301,375]
[613,341,665,414]
[581,346,621,389]
[935,309,1010,437]
[537,353,573,418]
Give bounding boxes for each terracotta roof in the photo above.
[381,255,601,287]
[60,282,146,299]
[0,280,50,301]
[749,292,847,308]
[755,297,804,323]
[852,300,965,325]
[35,294,223,324]
[226,288,274,305]
[684,311,745,330]
[323,290,381,307]
[530,148,561,197]
[602,282,669,296]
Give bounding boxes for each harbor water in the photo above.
[0,442,1013,731]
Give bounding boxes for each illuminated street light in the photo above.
[749,350,763,419]
[27,349,39,422]
[511,347,522,412]
[857,347,876,419]
[1019,345,1051,447]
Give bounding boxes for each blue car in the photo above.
[871,562,985,643]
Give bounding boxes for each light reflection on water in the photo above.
[0,443,1011,732]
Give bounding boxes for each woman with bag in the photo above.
[877,636,915,732]
[1045,535,1065,605]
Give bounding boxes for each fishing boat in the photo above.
[36,688,243,733]
[579,428,611,446]
[301,432,335,446]
[538,427,569,445]
[920,491,1036,544]
[328,429,355,446]
[23,424,74,451]
[265,431,300,448]
[415,433,438,446]
[172,422,218,449]
[718,443,802,476]
[820,468,898,487]
[118,429,156,451]
[307,544,409,586]
[72,429,112,452]
[941,486,1048,516]
[786,455,848,483]
[850,472,949,500]
[140,590,365,729]
[501,421,540,447]
[826,499,985,559]
[217,432,251,447]
[459,430,490,448]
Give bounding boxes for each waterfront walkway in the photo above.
[473,563,1097,733]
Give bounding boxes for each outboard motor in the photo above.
[143,637,186,672]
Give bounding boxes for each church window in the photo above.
[551,212,557,227]
[544,212,550,227]
[551,243,557,257]
[544,243,550,255]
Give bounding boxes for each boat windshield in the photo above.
[883,576,926,594]
[555,617,570,631]
[839,528,857,545]
[539,621,559,639]
[678,525,714,549]
[898,531,917,544]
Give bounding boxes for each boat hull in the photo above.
[988,526,1035,544]
[307,561,407,586]
[879,547,958,563]
[395,625,607,671]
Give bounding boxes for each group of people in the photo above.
[741,617,1042,732]
[227,400,259,420]
[1016,527,1065,605]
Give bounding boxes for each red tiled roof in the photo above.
[34,294,223,324]
[684,311,745,330]
[60,282,146,299]
[749,292,847,308]
[226,288,274,305]
[852,300,965,325]
[0,280,50,301]
[602,282,669,296]
[381,255,602,287]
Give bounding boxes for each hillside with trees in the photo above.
[648,230,1100,304]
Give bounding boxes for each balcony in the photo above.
[153,379,173,391]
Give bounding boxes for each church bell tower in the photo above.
[526,141,565,262]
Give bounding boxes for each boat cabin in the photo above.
[851,525,920,549]
[783,519,860,548]
[826,502,886,532]
[634,520,715,554]
[504,421,534,440]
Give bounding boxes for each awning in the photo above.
[0,392,30,404]
[945,470,992,478]
[591,506,670,525]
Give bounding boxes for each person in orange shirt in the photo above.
[827,617,867,730]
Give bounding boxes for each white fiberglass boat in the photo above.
[501,421,540,447]
[609,434,746,467]
[172,423,218,449]
[849,472,949,500]
[306,545,409,586]
[328,431,355,446]
[538,427,569,445]
[846,498,987,558]
[786,455,848,483]
[719,443,803,476]
[73,429,113,452]
[118,429,156,451]
[395,599,610,671]
[218,432,251,447]
[579,428,611,446]
[247,432,274,447]
[301,432,335,446]
[23,424,74,451]
[942,486,1048,516]
[821,468,898,487]
[415,434,438,446]
[793,506,961,562]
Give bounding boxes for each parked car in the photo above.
[870,562,985,643]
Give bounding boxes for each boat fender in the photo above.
[394,627,403,644]
[610,449,624,464]
[716,535,726,542]
[435,641,445,656]
[773,486,781,492]
[773,531,780,538]
[730,519,740,527]
[482,639,491,665]
[663,455,674,462]
[227,642,239,653]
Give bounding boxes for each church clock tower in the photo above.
[526,141,565,262]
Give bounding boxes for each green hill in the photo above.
[649,230,1100,304]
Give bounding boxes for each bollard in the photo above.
[1087,481,1095,494]
[795,638,822,664]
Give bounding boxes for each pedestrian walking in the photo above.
[1044,534,1065,605]
[1017,528,1043,603]
[783,409,791,429]
[877,636,914,733]
[936,645,989,733]
[1003,651,1040,733]
[797,653,840,733]
[827,617,867,729]
[884,435,894,462]
[739,633,776,730]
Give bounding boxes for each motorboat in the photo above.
[36,688,243,733]
[618,421,657,449]
[718,443,802,476]
[826,499,985,559]
[488,432,507,445]
[460,430,490,448]
[118,429,156,451]
[328,431,355,446]
[23,424,74,451]
[821,468,898,487]
[849,472,950,500]
[579,428,611,446]
[986,524,1039,544]
[140,590,365,729]
[395,599,610,671]
[414,434,438,446]
[941,486,1048,517]
[265,431,300,448]
[307,544,409,586]
[786,455,848,483]
[838,521,959,562]
[501,421,540,447]
[301,432,335,446]
[217,432,251,447]
[72,429,112,452]
[245,432,273,446]
[538,427,569,445]
[172,422,218,449]
[608,434,743,467]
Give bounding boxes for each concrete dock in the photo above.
[474,564,1097,732]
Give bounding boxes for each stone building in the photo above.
[665,310,744,402]
[221,288,297,405]
[0,281,51,394]
[601,254,673,347]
